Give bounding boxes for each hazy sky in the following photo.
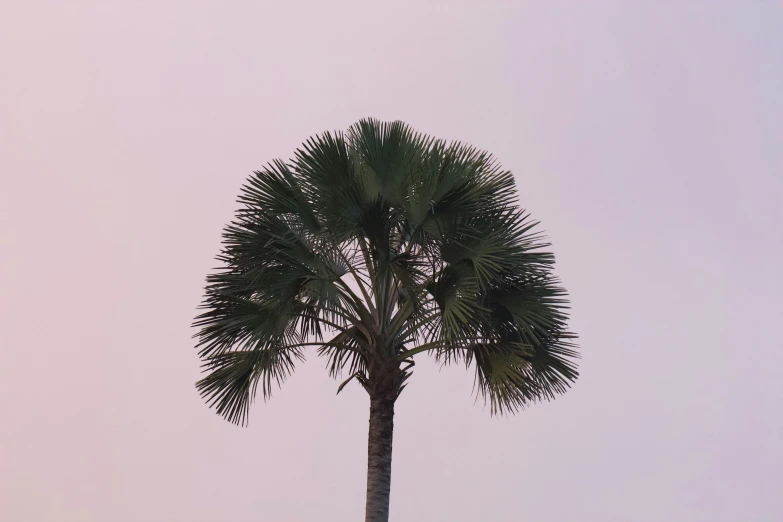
[2,1,782,521]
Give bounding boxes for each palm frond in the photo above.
[317,326,369,379]
[467,335,579,415]
[196,345,303,425]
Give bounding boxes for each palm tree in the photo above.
[193,119,579,522]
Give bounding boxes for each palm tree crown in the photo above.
[193,118,579,520]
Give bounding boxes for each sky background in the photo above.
[2,1,782,521]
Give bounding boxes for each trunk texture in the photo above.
[364,394,395,522]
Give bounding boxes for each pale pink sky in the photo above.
[2,1,782,521]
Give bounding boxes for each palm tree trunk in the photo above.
[365,394,395,522]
